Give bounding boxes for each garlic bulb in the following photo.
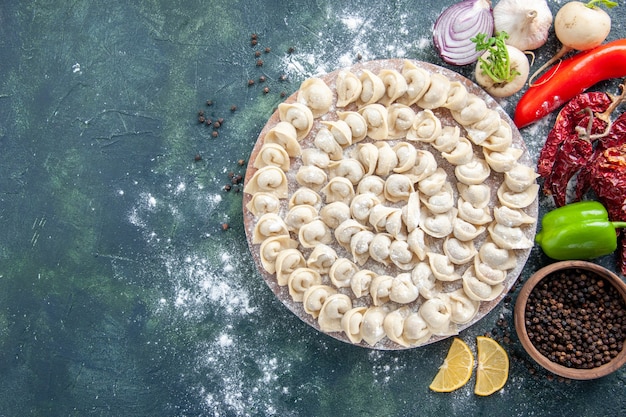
[493,0,553,51]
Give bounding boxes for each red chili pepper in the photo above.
[514,39,626,128]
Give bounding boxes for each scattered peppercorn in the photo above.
[218,118,224,124]
[251,33,258,40]
[287,46,295,54]
[255,50,261,58]
[230,105,237,112]
[278,74,287,81]
[264,47,271,53]
[263,87,270,94]
[238,159,245,166]
[212,131,219,138]
[357,53,362,61]
[205,118,212,126]
[198,116,206,124]
[213,121,221,129]
[525,268,626,370]
[251,39,258,46]
[194,154,202,161]
[280,91,286,98]
[206,100,213,106]
[224,184,232,192]
[259,75,266,83]
[248,79,255,86]
[256,59,264,67]
[222,223,229,230]
[198,110,204,116]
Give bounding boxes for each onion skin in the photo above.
[433,0,494,66]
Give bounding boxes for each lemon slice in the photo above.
[474,336,509,396]
[429,338,474,392]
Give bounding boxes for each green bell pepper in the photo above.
[535,201,626,260]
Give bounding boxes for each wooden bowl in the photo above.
[514,260,626,380]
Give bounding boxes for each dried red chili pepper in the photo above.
[545,138,594,207]
[537,92,612,178]
[514,39,626,128]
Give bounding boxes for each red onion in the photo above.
[433,0,494,66]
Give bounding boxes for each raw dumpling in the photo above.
[275,248,306,286]
[443,236,476,265]
[374,142,398,176]
[341,306,368,343]
[390,273,419,304]
[393,141,418,174]
[474,256,507,285]
[419,297,454,335]
[402,191,421,233]
[335,219,369,250]
[441,136,474,165]
[254,143,290,171]
[408,150,437,182]
[288,267,322,302]
[296,165,328,191]
[420,182,454,214]
[417,73,450,109]
[412,261,439,299]
[318,294,353,332]
[457,197,492,225]
[246,192,280,217]
[319,201,351,229]
[302,285,337,318]
[443,81,469,111]
[407,227,428,261]
[357,69,386,106]
[336,71,362,108]
[457,183,491,209]
[278,102,314,140]
[479,241,517,270]
[298,77,333,118]
[427,252,461,281]
[402,311,432,346]
[321,176,356,205]
[253,212,289,244]
[466,108,501,145]
[418,168,447,196]
[384,174,414,202]
[328,158,365,185]
[307,244,338,274]
[407,109,442,143]
[432,125,460,153]
[298,219,333,248]
[369,233,393,266]
[356,142,379,176]
[387,103,415,139]
[452,217,486,241]
[420,207,456,238]
[361,306,389,346]
[301,147,331,169]
[356,176,386,202]
[259,235,299,274]
[451,94,488,126]
[378,68,408,106]
[338,111,368,143]
[322,120,353,148]
[264,121,301,157]
[493,206,536,228]
[350,230,375,265]
[455,158,491,185]
[370,274,394,306]
[487,221,534,250]
[329,258,359,288]
[289,187,322,209]
[483,147,524,173]
[244,166,289,198]
[351,269,376,298]
[497,183,539,209]
[383,306,415,347]
[398,61,431,106]
[446,289,480,324]
[314,126,343,160]
[482,119,513,152]
[359,104,389,140]
[369,204,399,233]
[389,240,420,271]
[504,163,539,193]
[350,193,381,224]
[462,267,504,301]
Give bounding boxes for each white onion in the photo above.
[433,0,494,66]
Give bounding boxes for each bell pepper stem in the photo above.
[612,221,626,229]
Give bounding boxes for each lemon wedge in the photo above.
[474,336,509,396]
[429,337,474,392]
